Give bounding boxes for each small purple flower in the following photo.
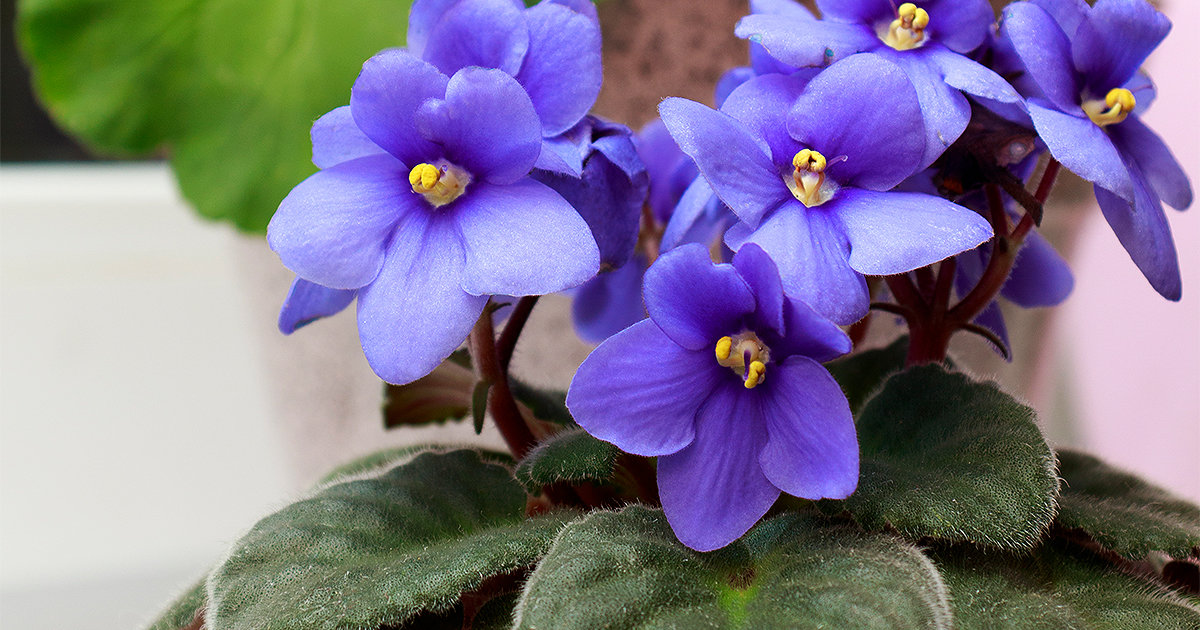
[407,0,602,176]
[268,50,599,384]
[567,243,858,551]
[1000,0,1192,299]
[660,55,993,325]
[736,0,1023,167]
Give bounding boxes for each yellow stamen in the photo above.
[787,149,835,207]
[1083,88,1136,127]
[715,332,771,389]
[408,161,471,206]
[884,2,930,50]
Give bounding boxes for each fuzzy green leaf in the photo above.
[145,577,206,630]
[515,427,619,493]
[934,543,1200,629]
[1056,450,1200,560]
[17,0,410,232]
[209,449,574,630]
[824,336,909,415]
[842,365,1059,549]
[514,506,953,629]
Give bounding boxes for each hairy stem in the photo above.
[468,307,538,459]
[497,296,539,372]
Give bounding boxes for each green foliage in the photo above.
[383,359,476,429]
[208,449,573,630]
[824,336,909,414]
[145,577,206,630]
[515,427,619,493]
[1056,450,1200,560]
[510,378,574,425]
[514,506,953,629]
[842,365,1059,549]
[934,543,1200,629]
[17,0,410,232]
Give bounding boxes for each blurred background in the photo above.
[1,0,1196,628]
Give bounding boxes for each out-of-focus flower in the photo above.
[736,0,1022,167]
[567,244,857,551]
[660,55,993,325]
[1000,0,1192,299]
[268,51,598,384]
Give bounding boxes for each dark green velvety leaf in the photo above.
[510,378,574,425]
[515,427,619,493]
[934,543,1200,629]
[843,365,1058,549]
[383,358,476,429]
[209,449,574,630]
[316,446,514,486]
[1056,450,1200,560]
[145,577,206,630]
[514,506,953,629]
[18,0,410,232]
[824,336,909,415]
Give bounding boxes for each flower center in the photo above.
[786,149,837,207]
[1082,88,1135,127]
[409,161,471,207]
[715,332,771,389]
[883,2,930,51]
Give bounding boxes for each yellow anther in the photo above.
[744,361,767,389]
[408,161,471,207]
[788,149,834,207]
[715,336,733,361]
[884,2,930,50]
[1083,88,1136,127]
[409,163,441,193]
[793,149,826,173]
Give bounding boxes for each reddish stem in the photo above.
[468,308,538,459]
[1034,158,1062,204]
[497,296,539,372]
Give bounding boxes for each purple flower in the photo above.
[268,50,599,384]
[407,0,602,176]
[1000,0,1193,299]
[660,55,993,325]
[567,243,857,551]
[736,0,1023,167]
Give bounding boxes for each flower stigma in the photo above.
[715,332,771,389]
[883,3,930,51]
[1082,88,1136,127]
[786,149,837,207]
[408,161,471,207]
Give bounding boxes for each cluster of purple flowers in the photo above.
[267,0,1190,551]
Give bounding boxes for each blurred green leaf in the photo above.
[383,358,476,429]
[824,336,909,415]
[144,577,206,630]
[514,506,953,629]
[209,449,575,630]
[515,427,619,493]
[842,365,1059,549]
[934,543,1200,629]
[510,378,574,425]
[18,0,410,232]
[1056,450,1200,560]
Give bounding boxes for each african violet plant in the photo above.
[20,0,1200,627]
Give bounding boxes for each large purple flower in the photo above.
[1000,0,1192,299]
[567,243,857,551]
[660,54,993,325]
[407,0,602,176]
[736,0,1022,167]
[268,50,599,384]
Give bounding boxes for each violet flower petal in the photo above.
[516,2,602,136]
[1095,169,1182,300]
[572,256,648,343]
[1073,0,1170,95]
[772,297,853,362]
[1027,102,1134,201]
[1108,115,1193,211]
[732,243,786,337]
[268,154,416,289]
[814,0,889,24]
[456,179,599,296]
[835,188,993,276]
[721,73,810,166]
[416,67,542,185]
[407,0,524,57]
[758,356,858,499]
[659,97,789,229]
[1002,231,1075,307]
[1000,1,1080,113]
[422,0,529,76]
[644,244,756,351]
[356,213,487,385]
[735,14,880,67]
[660,177,715,251]
[753,0,816,21]
[277,277,356,334]
[876,48,969,170]
[310,106,386,169]
[787,54,925,191]
[657,383,780,552]
[566,319,717,455]
[350,50,448,168]
[923,0,996,54]
[927,45,1023,105]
